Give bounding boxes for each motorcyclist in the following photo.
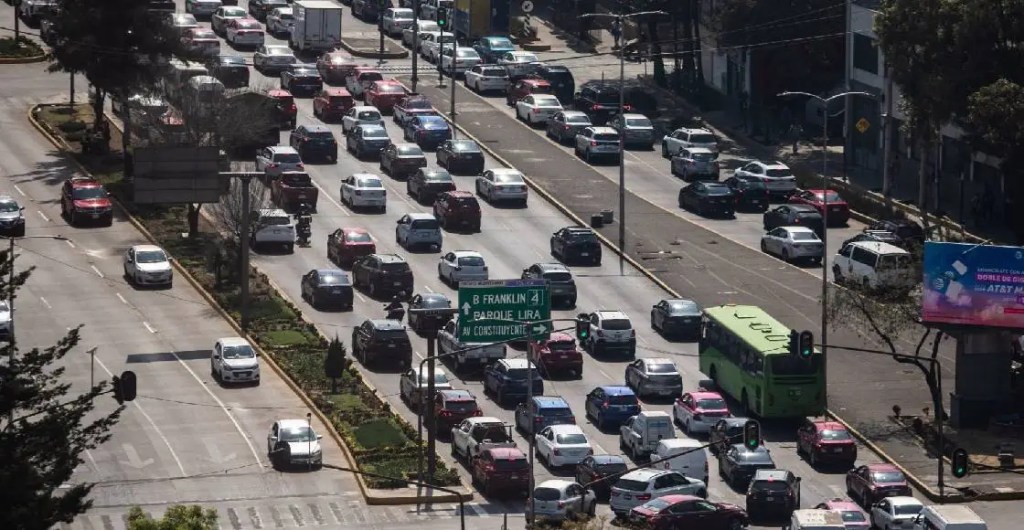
[385,292,405,321]
[295,203,312,245]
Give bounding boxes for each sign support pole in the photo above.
[239,174,252,331]
[425,335,437,485]
[525,325,535,528]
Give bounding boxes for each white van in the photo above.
[788,509,846,530]
[912,505,987,530]
[619,411,675,459]
[833,241,915,290]
[653,438,709,484]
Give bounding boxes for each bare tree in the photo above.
[210,161,271,242]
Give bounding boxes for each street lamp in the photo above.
[776,90,876,402]
[580,10,666,274]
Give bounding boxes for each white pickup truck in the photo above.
[450,416,516,461]
[437,317,506,373]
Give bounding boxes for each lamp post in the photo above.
[580,10,666,274]
[776,90,876,404]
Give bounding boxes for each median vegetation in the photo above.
[0,36,44,58]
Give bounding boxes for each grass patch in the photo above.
[352,419,408,450]
[327,393,365,414]
[0,36,44,58]
[262,329,312,348]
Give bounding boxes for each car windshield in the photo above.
[816,191,842,201]
[738,449,774,464]
[647,363,676,373]
[895,504,922,516]
[73,187,106,200]
[841,510,868,522]
[444,400,478,413]
[452,141,480,152]
[360,72,384,82]
[534,96,561,107]
[425,172,452,182]
[596,90,620,104]
[486,37,514,50]
[268,47,291,55]
[601,319,631,331]
[820,429,851,440]
[380,262,409,273]
[420,119,448,130]
[766,168,794,178]
[872,471,905,483]
[752,481,789,492]
[533,488,561,501]
[376,84,405,93]
[556,433,587,444]
[608,395,636,406]
[262,215,290,226]
[357,178,383,188]
[615,479,648,492]
[411,219,440,230]
[689,133,716,143]
[397,145,424,156]
[494,458,528,471]
[223,344,255,359]
[771,354,820,376]
[458,256,485,266]
[344,232,372,243]
[594,133,619,142]
[309,131,334,139]
[279,426,316,442]
[282,174,311,186]
[792,232,820,241]
[544,272,572,282]
[0,201,18,213]
[690,152,715,162]
[271,152,301,163]
[626,117,651,127]
[539,407,573,417]
[417,296,450,309]
[362,128,388,138]
[193,30,216,39]
[136,250,167,263]
[403,97,432,109]
[705,186,731,196]
[419,372,449,384]
[667,301,697,315]
[494,172,524,184]
[318,273,349,285]
[565,115,591,124]
[698,398,727,409]
[358,111,381,120]
[482,67,507,76]
[548,340,576,351]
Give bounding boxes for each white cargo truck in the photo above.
[290,0,342,53]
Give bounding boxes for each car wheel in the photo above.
[760,240,768,253]
[727,518,743,530]
[781,248,790,262]
[810,450,818,467]
[369,281,377,298]
[661,143,669,158]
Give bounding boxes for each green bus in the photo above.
[699,304,824,419]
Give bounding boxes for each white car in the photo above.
[342,106,385,135]
[440,47,481,75]
[167,12,199,36]
[497,51,540,78]
[267,419,322,467]
[185,0,222,17]
[420,31,457,62]
[529,480,596,523]
[662,127,719,158]
[253,45,297,73]
[123,244,174,287]
[734,159,798,199]
[399,366,452,407]
[266,7,294,35]
[255,146,304,179]
[870,496,924,530]
[212,337,260,384]
[340,173,387,211]
[438,250,489,286]
[382,7,414,37]
[535,424,593,468]
[760,226,824,263]
[463,64,509,93]
[251,208,296,252]
[450,416,512,460]
[403,20,439,47]
[516,94,563,126]
[609,469,707,517]
[225,18,265,47]
[210,5,247,34]
[477,168,528,205]
[0,300,10,340]
[574,126,621,162]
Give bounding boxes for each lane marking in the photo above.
[116,293,128,305]
[415,350,424,360]
[593,443,607,455]
[597,367,613,381]
[354,291,366,303]
[90,265,104,278]
[66,240,76,249]
[143,321,156,334]
[424,285,434,293]
[13,185,25,196]
[36,210,49,222]
[468,503,488,518]
[39,296,51,309]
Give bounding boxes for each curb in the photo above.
[519,42,552,52]
[338,39,409,59]
[28,104,470,506]
[0,53,47,64]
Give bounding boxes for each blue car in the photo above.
[515,396,575,435]
[403,115,452,149]
[473,35,514,64]
[584,385,640,430]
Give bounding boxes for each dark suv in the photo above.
[521,262,577,307]
[483,358,544,407]
[745,469,801,520]
[550,226,601,265]
[534,64,575,104]
[208,55,249,88]
[865,218,925,248]
[433,191,481,232]
[351,254,414,299]
[573,83,629,125]
[351,319,413,369]
[289,124,338,163]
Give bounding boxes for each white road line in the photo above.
[90,265,104,278]
[65,240,75,249]
[355,291,366,303]
[314,181,349,216]
[468,504,488,518]
[597,368,613,381]
[39,296,51,309]
[36,210,49,222]
[13,185,25,196]
[415,350,424,360]
[116,293,128,305]
[424,285,434,293]
[593,443,607,455]
[91,355,188,476]
[143,321,156,334]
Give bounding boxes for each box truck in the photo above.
[290,0,343,53]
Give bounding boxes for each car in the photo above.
[300,269,353,310]
[437,250,488,286]
[316,50,359,85]
[312,88,355,122]
[180,27,221,57]
[266,6,294,34]
[436,139,485,175]
[211,337,260,385]
[350,254,413,299]
[610,113,655,149]
[432,389,482,435]
[185,0,222,18]
[61,177,113,226]
[402,20,439,48]
[364,80,408,113]
[534,64,576,104]
[650,298,701,339]
[439,46,482,76]
[763,203,824,235]
[515,396,574,435]
[734,160,798,199]
[253,44,297,74]
[249,208,296,253]
[718,444,776,488]
[662,127,719,158]
[521,262,577,307]
[351,0,393,21]
[123,244,173,288]
[340,173,387,212]
[266,419,321,468]
[351,319,413,368]
[709,417,751,456]
[483,358,544,406]
[864,218,925,248]
[255,146,304,181]
[0,197,26,237]
[528,332,584,378]
[392,94,436,126]
[433,191,481,232]
[790,189,851,226]
[403,115,452,149]
[419,31,456,62]
[815,499,870,530]
[573,83,630,125]
[473,35,514,63]
[497,50,540,79]
[247,0,287,21]
[280,65,323,96]
[574,126,621,163]
[407,168,456,204]
[760,226,824,264]
[625,357,683,399]
[267,89,297,128]
[381,7,414,36]
[207,55,249,88]
[225,17,264,48]
[346,124,390,159]
[628,495,748,530]
[678,181,736,217]
[845,464,912,507]
[345,67,385,98]
[529,479,596,523]
[580,310,636,357]
[868,496,923,530]
[327,227,376,268]
[506,77,553,107]
[210,6,248,34]
[575,455,629,500]
[380,142,427,179]
[584,386,640,430]
[341,105,385,135]
[472,447,530,498]
[166,12,199,36]
[797,419,857,468]
[550,226,601,265]
[396,212,442,250]
[476,168,528,206]
[464,64,509,93]
[515,94,563,126]
[406,292,452,334]
[0,300,10,340]
[610,469,708,517]
[672,391,729,434]
[546,110,593,144]
[289,124,338,163]
[671,147,721,181]
[839,230,903,252]
[745,469,801,519]
[400,365,451,408]
[724,175,770,212]
[536,424,593,468]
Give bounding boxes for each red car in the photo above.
[61,177,113,226]
[797,419,857,468]
[433,190,481,232]
[313,87,354,121]
[790,188,850,226]
[270,171,318,212]
[815,498,870,529]
[393,94,437,126]
[528,332,583,378]
[506,77,552,106]
[628,494,748,530]
[346,67,384,98]
[267,88,296,129]
[433,389,482,434]
[845,464,912,507]
[472,446,529,498]
[364,80,408,114]
[326,227,376,267]
[316,50,360,85]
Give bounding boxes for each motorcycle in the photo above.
[385,304,405,322]
[295,203,313,247]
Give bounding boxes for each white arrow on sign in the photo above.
[521,0,534,13]
[531,323,547,335]
[119,443,154,469]
[462,302,471,316]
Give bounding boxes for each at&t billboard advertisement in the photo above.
[922,242,1024,328]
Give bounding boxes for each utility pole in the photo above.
[425,334,437,484]
[449,34,457,139]
[882,66,894,200]
[239,174,252,331]
[411,0,420,91]
[377,0,386,67]
[525,326,536,527]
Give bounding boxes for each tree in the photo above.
[0,247,123,528]
[967,80,1024,243]
[126,505,218,530]
[323,335,349,394]
[210,170,271,246]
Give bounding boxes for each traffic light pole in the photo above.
[411,1,420,91]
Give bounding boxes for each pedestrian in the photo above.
[789,122,803,154]
[610,18,622,49]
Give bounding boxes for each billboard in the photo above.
[922,241,1024,329]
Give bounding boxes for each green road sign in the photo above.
[458,279,551,342]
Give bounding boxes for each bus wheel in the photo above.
[709,365,718,385]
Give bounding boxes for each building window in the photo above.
[853,34,878,74]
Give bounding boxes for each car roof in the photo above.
[588,126,618,134]
[217,336,251,347]
[621,113,648,120]
[486,446,526,459]
[532,396,569,408]
[561,110,589,117]
[131,244,165,253]
[562,226,594,233]
[277,418,313,430]
[258,208,289,216]
[373,79,403,86]
[367,319,406,330]
[810,420,846,430]
[323,87,351,96]
[351,172,382,181]
[69,177,103,188]
[595,310,629,320]
[534,262,570,273]
[371,253,406,263]
[674,126,713,134]
[314,268,347,276]
[353,105,379,112]
[544,332,574,342]
[444,190,475,199]
[537,479,577,490]
[784,226,818,235]
[887,496,922,506]
[688,391,724,400]
[846,241,908,255]
[643,357,674,366]
[590,454,626,465]
[659,494,702,504]
[866,463,901,472]
[620,468,668,481]
[547,424,584,434]
[418,292,449,302]
[598,385,635,396]
[500,358,536,369]
[451,250,483,258]
[412,365,448,377]
[752,469,794,481]
[820,499,863,511]
[759,160,791,169]
[304,124,332,133]
[267,145,299,153]
[439,389,474,400]
[406,212,437,221]
[521,78,550,86]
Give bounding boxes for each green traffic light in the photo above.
[798,330,814,359]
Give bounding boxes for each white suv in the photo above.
[609,469,707,517]
[250,208,296,253]
[212,337,260,384]
[662,127,719,158]
[734,160,798,199]
[255,146,304,180]
[580,310,636,357]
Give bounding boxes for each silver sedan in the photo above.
[760,226,824,264]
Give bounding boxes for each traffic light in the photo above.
[112,370,138,405]
[743,420,761,450]
[436,7,448,29]
[798,330,814,360]
[952,448,969,478]
[575,316,589,342]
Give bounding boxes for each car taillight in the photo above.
[636,494,651,501]
[587,448,594,455]
[439,410,452,417]
[473,410,483,416]
[622,104,633,111]
[553,448,561,456]
[557,500,566,508]
[629,329,636,338]
[563,125,570,130]
[296,163,304,169]
[268,163,278,168]
[590,140,597,146]
[601,400,610,409]
[610,490,620,497]
[596,330,604,337]
[290,104,297,112]
[534,417,543,423]
[354,190,362,196]
[591,104,600,111]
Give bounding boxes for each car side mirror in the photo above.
[576,312,587,320]
[212,354,220,359]
[316,434,323,440]
[126,256,134,263]
[19,206,24,211]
